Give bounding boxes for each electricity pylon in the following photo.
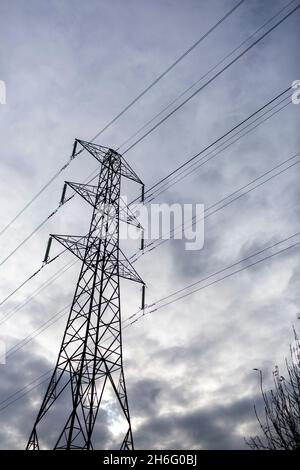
[26,139,145,450]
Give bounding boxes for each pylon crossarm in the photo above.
[50,234,98,264]
[119,155,142,184]
[63,183,142,229]
[76,139,143,184]
[66,181,99,207]
[118,247,145,284]
[119,196,142,228]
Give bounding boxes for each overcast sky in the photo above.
[0,0,299,449]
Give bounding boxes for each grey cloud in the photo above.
[134,395,261,449]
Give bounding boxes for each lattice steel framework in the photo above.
[27,140,144,450]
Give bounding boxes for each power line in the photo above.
[0,1,244,240]
[142,96,292,204]
[92,0,245,143]
[0,248,68,308]
[6,302,72,358]
[0,370,52,407]
[129,233,300,324]
[0,206,62,268]
[0,158,77,239]
[0,258,78,326]
[117,0,297,152]
[134,151,300,259]
[151,240,300,311]
[129,92,292,214]
[120,2,300,156]
[129,86,292,206]
[0,375,51,413]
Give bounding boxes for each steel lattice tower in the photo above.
[27,139,145,450]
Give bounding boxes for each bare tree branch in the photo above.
[246,330,300,450]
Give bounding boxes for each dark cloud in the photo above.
[129,378,164,416]
[134,395,261,450]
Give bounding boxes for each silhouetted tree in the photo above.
[246,329,300,450]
